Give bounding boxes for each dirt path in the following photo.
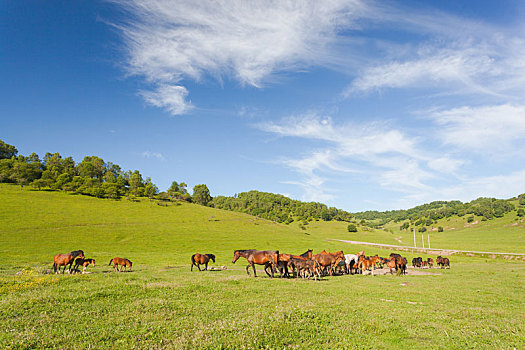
[333,239,525,259]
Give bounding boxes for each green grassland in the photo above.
[1,184,524,349]
[300,211,525,254]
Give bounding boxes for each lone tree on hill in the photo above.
[193,184,212,206]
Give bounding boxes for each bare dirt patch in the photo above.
[362,267,442,276]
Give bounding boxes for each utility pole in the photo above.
[413,227,416,248]
[428,234,430,249]
[422,233,425,249]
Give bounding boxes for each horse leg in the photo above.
[198,264,202,271]
[204,262,208,271]
[252,263,258,277]
[245,264,251,276]
[53,263,57,274]
[264,262,272,278]
[191,262,194,271]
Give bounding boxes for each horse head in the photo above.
[232,250,240,264]
[208,254,216,263]
[71,250,85,259]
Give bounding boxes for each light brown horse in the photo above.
[359,255,381,276]
[232,250,280,278]
[191,253,216,271]
[312,251,344,276]
[108,257,132,272]
[73,258,95,274]
[53,250,84,274]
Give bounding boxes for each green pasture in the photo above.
[0,184,524,349]
[300,212,525,254]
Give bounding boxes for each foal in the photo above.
[73,258,96,274]
[108,257,132,272]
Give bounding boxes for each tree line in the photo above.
[0,139,211,204]
[2,139,522,227]
[211,190,353,224]
[354,196,522,230]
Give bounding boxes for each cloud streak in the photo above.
[113,0,368,114]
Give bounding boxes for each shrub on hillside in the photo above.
[347,223,358,232]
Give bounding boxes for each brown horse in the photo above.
[191,253,216,271]
[232,250,281,278]
[289,257,321,280]
[312,251,344,276]
[359,255,381,275]
[73,258,95,274]
[53,250,84,274]
[108,257,132,272]
[276,249,313,277]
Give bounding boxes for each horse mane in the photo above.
[70,250,84,257]
[126,259,132,266]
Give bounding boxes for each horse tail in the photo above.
[108,258,113,266]
[191,254,196,271]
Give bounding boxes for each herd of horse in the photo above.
[53,250,131,274]
[53,248,450,278]
[207,249,448,279]
[412,256,450,269]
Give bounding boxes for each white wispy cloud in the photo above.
[140,84,193,115]
[428,104,525,154]
[258,113,433,202]
[344,17,525,98]
[113,0,368,115]
[141,151,165,161]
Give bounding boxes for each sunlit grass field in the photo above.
[300,211,525,254]
[1,184,524,349]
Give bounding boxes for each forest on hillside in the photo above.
[212,191,353,224]
[1,139,523,227]
[0,139,203,203]
[0,139,351,224]
[354,196,524,231]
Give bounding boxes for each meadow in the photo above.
[0,184,524,349]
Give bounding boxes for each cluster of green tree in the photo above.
[211,190,353,224]
[354,197,520,231]
[0,139,212,204]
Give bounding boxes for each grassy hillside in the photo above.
[0,184,524,349]
[298,211,525,254]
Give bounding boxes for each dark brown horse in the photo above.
[53,250,84,274]
[232,250,280,278]
[73,258,95,274]
[109,257,132,272]
[191,253,216,271]
[276,249,313,277]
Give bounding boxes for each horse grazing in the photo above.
[73,258,95,274]
[427,258,434,268]
[436,256,450,268]
[312,251,344,276]
[284,249,314,277]
[109,257,132,272]
[191,253,216,271]
[359,255,381,276]
[289,257,321,280]
[232,250,281,278]
[53,250,84,274]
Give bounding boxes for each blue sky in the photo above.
[2,0,525,212]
